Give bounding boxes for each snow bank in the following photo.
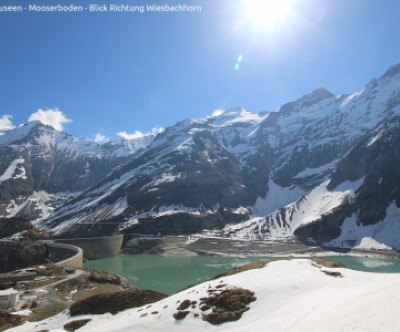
[324,202,400,250]
[228,177,365,240]
[0,158,26,183]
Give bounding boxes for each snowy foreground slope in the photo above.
[11,259,400,332]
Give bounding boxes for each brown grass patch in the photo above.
[20,276,66,290]
[87,270,125,285]
[54,274,89,294]
[27,301,68,322]
[55,269,133,303]
[210,261,269,280]
[311,258,345,269]
[64,319,91,331]
[0,309,26,331]
[71,283,121,302]
[69,289,167,316]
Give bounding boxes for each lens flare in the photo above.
[235,54,244,71]
[240,0,297,34]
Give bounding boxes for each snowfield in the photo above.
[10,259,400,332]
[0,158,26,183]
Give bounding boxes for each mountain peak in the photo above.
[380,63,400,81]
[279,87,335,115]
[303,88,335,102]
[25,120,55,130]
[0,121,44,147]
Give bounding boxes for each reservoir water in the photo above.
[83,254,400,295]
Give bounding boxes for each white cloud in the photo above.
[117,130,144,140]
[0,115,16,132]
[212,108,225,117]
[117,127,164,140]
[28,108,72,131]
[94,133,110,144]
[153,127,165,135]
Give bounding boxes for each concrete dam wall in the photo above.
[45,242,83,268]
[54,234,124,260]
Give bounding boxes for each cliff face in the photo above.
[294,116,400,248]
[0,217,49,273]
[0,217,34,239]
[0,241,47,273]
[0,122,152,221]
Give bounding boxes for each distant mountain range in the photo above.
[1,63,400,250]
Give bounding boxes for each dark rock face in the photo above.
[123,238,162,254]
[294,200,353,245]
[0,241,47,273]
[295,117,400,245]
[0,218,50,272]
[0,122,146,220]
[124,210,250,236]
[0,217,33,239]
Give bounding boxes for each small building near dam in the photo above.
[0,288,19,309]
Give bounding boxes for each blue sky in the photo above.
[0,0,399,141]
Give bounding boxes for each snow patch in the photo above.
[366,127,385,147]
[294,159,338,179]
[229,178,365,240]
[3,191,76,222]
[250,178,305,217]
[144,172,182,189]
[0,158,26,183]
[324,202,400,250]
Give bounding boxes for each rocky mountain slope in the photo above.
[0,122,154,220]
[2,63,400,250]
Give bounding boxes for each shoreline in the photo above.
[121,235,400,260]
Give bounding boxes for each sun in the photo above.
[241,0,297,33]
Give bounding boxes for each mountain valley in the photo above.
[1,63,400,252]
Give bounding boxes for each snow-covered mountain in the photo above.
[31,63,400,250]
[2,63,400,250]
[0,121,154,220]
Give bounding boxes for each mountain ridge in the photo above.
[1,63,400,250]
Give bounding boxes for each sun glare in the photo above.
[242,0,296,33]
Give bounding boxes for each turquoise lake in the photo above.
[83,254,400,295]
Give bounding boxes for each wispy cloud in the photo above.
[28,108,72,131]
[117,127,164,140]
[94,133,110,144]
[0,115,16,132]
